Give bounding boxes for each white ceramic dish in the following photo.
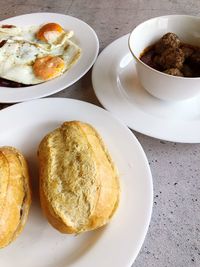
[0,13,99,103]
[0,98,153,267]
[92,34,200,143]
[129,15,200,101]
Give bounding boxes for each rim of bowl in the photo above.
[128,14,200,80]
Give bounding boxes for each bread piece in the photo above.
[0,146,31,248]
[38,121,120,234]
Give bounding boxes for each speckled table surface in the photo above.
[1,1,200,266]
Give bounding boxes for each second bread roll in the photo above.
[38,121,120,234]
[0,146,31,248]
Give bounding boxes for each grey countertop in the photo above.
[1,0,200,266]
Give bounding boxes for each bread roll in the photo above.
[0,146,31,248]
[38,121,120,234]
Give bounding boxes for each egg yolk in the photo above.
[33,56,65,80]
[36,23,63,42]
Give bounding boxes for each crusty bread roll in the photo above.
[38,121,120,234]
[0,146,31,248]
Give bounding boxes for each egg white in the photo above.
[0,25,81,85]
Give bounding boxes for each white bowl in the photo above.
[129,15,200,101]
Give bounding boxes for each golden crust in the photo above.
[38,121,120,234]
[0,146,31,248]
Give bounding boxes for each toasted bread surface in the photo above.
[0,146,31,248]
[38,121,120,234]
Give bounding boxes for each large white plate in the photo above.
[0,13,99,103]
[92,34,200,143]
[0,98,153,267]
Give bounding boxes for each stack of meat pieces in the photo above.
[142,32,200,77]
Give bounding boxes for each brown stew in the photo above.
[140,32,200,77]
[0,78,30,88]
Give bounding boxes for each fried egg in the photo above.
[0,23,81,85]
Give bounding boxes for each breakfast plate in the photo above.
[92,34,200,143]
[0,13,99,103]
[0,98,153,267]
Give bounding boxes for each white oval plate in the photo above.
[92,34,200,143]
[0,13,99,103]
[0,98,153,267]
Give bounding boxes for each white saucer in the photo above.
[0,13,99,103]
[92,34,200,143]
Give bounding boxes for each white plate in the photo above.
[0,98,153,267]
[92,34,200,143]
[0,13,99,103]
